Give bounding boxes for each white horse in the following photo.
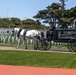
[11,28,42,49]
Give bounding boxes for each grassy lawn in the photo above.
[0,50,76,69]
[51,44,68,50]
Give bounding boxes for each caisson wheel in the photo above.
[37,39,51,50]
[37,40,44,50]
[68,39,76,52]
[42,40,51,50]
[71,42,76,52]
[68,39,73,52]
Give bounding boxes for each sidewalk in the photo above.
[0,65,76,75]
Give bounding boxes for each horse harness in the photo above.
[17,28,27,39]
[17,28,22,37]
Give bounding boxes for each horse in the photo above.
[11,28,42,49]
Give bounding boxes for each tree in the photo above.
[33,3,62,27]
[69,7,76,18]
[34,1,76,29]
[22,19,36,25]
[69,6,76,28]
[59,0,68,10]
[35,20,41,25]
[10,17,21,26]
[0,18,13,28]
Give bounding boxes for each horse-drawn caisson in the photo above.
[12,27,76,52]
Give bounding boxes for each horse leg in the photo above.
[23,39,27,49]
[17,39,21,49]
[33,38,38,50]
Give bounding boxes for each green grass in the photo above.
[51,44,68,49]
[0,42,34,47]
[0,50,76,69]
[0,42,17,46]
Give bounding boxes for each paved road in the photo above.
[0,46,75,54]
